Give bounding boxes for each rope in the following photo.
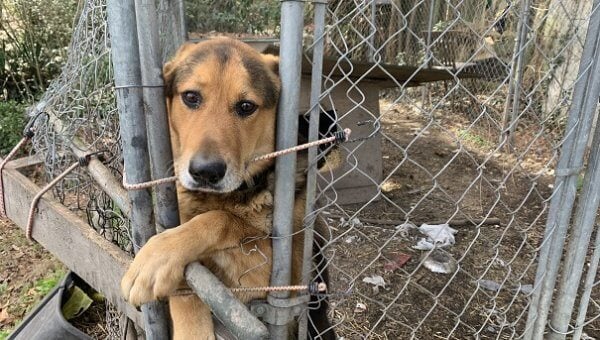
[0,136,31,218]
[122,173,177,191]
[123,128,352,190]
[171,282,327,297]
[25,156,93,240]
[252,128,351,162]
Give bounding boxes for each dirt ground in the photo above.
[0,219,108,339]
[0,218,65,337]
[321,87,600,339]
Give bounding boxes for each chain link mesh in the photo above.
[304,0,599,338]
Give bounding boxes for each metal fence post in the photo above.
[298,1,328,338]
[572,226,600,340]
[268,0,305,338]
[134,0,180,232]
[523,1,600,338]
[547,3,600,338]
[106,0,170,337]
[501,0,531,147]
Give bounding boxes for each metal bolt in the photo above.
[255,306,266,316]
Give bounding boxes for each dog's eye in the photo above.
[235,101,258,117]
[182,91,202,108]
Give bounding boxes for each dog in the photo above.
[121,37,337,339]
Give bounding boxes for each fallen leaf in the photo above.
[384,253,411,272]
[354,302,367,313]
[0,308,11,324]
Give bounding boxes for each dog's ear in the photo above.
[298,109,342,171]
[162,60,176,98]
[261,54,279,75]
[163,43,197,98]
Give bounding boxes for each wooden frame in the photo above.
[1,156,143,326]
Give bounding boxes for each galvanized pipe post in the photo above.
[507,0,532,144]
[500,0,531,146]
[368,0,376,62]
[547,3,600,338]
[572,225,600,340]
[523,1,600,338]
[268,0,306,338]
[298,1,328,338]
[134,0,180,232]
[106,0,170,338]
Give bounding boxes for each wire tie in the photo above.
[0,112,49,218]
[78,155,91,167]
[22,111,47,138]
[333,130,348,143]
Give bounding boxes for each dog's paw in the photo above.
[121,229,187,306]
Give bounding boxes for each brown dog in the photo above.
[121,37,336,339]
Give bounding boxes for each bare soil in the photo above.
[323,87,600,339]
[0,219,107,338]
[0,218,64,335]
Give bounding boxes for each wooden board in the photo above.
[0,159,143,326]
[261,44,483,87]
[5,154,45,169]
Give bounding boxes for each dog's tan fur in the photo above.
[121,37,332,339]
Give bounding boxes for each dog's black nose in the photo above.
[188,155,227,184]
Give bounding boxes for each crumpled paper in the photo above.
[413,223,457,250]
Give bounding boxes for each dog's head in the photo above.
[163,37,280,193]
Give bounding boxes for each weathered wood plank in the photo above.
[5,154,45,169]
[0,161,143,326]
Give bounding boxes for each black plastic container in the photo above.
[8,272,92,340]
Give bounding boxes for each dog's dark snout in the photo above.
[188,155,227,184]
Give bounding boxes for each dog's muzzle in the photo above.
[188,154,227,185]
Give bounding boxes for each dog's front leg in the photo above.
[121,210,243,306]
[170,294,215,340]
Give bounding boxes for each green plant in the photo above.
[1,268,66,337]
[185,0,280,35]
[0,0,79,100]
[0,101,27,155]
[458,129,492,149]
[32,270,65,296]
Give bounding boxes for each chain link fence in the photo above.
[20,0,600,338]
[302,0,600,339]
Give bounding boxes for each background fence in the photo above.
[4,0,600,338]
